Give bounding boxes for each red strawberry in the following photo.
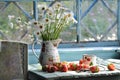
[67,63,71,70]
[90,66,99,73]
[107,63,115,71]
[61,64,68,72]
[79,59,84,64]
[50,66,58,72]
[68,63,74,70]
[53,62,57,66]
[47,65,53,73]
[59,63,64,71]
[76,64,82,70]
[53,62,60,71]
[83,64,89,70]
[69,63,77,71]
[54,66,59,71]
[72,63,78,71]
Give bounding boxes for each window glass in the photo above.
[0,2,33,43]
[81,0,117,42]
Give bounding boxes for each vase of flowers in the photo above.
[32,1,77,66]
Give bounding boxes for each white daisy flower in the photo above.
[46,7,54,17]
[53,2,62,10]
[16,17,21,23]
[38,4,47,13]
[8,15,15,21]
[34,30,40,37]
[9,22,14,29]
[37,24,45,32]
[33,21,39,28]
[44,18,50,24]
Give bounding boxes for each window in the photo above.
[0,0,120,47]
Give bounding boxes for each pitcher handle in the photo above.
[32,40,41,60]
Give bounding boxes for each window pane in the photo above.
[80,0,117,41]
[59,1,77,42]
[0,2,33,43]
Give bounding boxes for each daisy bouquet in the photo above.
[32,2,77,41]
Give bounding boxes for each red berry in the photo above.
[76,64,82,70]
[79,59,84,64]
[54,66,59,71]
[68,63,73,70]
[47,65,53,73]
[83,64,89,70]
[90,66,99,73]
[50,66,58,72]
[61,64,68,72]
[107,63,115,71]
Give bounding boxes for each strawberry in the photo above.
[79,59,84,64]
[76,64,82,70]
[59,63,64,71]
[107,63,115,71]
[53,62,60,71]
[68,63,74,70]
[72,63,78,71]
[83,64,90,70]
[50,66,58,72]
[69,63,78,71]
[47,65,53,73]
[90,66,99,73]
[61,64,68,72]
[67,63,71,70]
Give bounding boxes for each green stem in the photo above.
[54,18,67,39]
[54,9,64,30]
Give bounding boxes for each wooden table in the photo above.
[28,62,120,80]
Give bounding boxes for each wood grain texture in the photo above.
[0,41,28,80]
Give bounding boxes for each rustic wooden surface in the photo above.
[28,61,120,80]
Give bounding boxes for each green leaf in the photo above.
[89,62,93,66]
